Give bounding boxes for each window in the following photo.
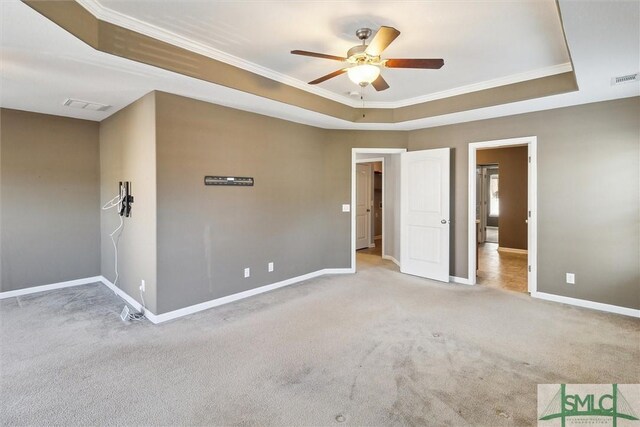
[489,174,499,217]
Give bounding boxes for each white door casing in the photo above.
[400,148,451,282]
[355,163,372,250]
[476,166,485,244]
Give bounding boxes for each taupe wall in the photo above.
[99,93,158,313]
[477,146,528,250]
[408,97,640,310]
[154,92,333,313]
[4,94,637,313]
[0,109,100,291]
[154,93,408,313]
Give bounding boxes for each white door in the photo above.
[355,163,372,250]
[400,148,450,282]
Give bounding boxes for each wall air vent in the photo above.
[63,98,111,111]
[611,73,639,85]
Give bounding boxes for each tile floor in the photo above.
[477,242,528,293]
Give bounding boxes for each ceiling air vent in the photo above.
[63,98,111,111]
[611,73,639,85]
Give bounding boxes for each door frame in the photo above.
[468,136,537,293]
[351,148,406,272]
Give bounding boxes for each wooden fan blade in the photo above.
[291,50,346,62]
[371,75,390,91]
[365,26,401,57]
[308,68,348,85]
[385,58,444,69]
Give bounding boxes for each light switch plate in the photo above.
[244,268,250,278]
[342,204,351,212]
[566,273,575,284]
[268,262,274,272]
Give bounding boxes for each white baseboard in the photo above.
[323,268,354,275]
[450,276,473,285]
[498,247,528,254]
[99,276,160,324]
[531,291,640,318]
[148,268,352,323]
[382,255,400,266]
[8,273,638,322]
[2,269,355,324]
[0,276,103,299]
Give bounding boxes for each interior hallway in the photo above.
[485,226,499,243]
[477,243,528,293]
[2,253,638,426]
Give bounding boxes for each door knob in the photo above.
[441,219,448,224]
[367,209,371,212]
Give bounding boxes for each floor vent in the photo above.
[611,73,639,85]
[63,98,111,111]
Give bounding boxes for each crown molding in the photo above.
[364,62,573,108]
[75,0,361,108]
[75,0,572,110]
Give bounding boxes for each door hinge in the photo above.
[528,156,531,163]
[528,210,531,218]
[528,265,531,272]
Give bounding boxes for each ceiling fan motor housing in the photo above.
[355,28,372,41]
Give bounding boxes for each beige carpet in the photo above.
[2,253,638,426]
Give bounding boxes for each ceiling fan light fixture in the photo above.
[347,64,380,87]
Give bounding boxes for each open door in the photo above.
[355,163,372,250]
[400,148,450,282]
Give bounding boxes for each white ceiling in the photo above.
[0,0,638,130]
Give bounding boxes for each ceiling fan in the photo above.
[291,26,444,92]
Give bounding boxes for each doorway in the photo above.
[477,165,499,244]
[468,137,537,293]
[355,161,382,256]
[351,147,451,283]
[355,163,373,251]
[351,148,405,272]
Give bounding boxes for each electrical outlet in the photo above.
[244,268,250,278]
[342,204,350,212]
[120,305,130,322]
[140,279,145,292]
[268,262,274,272]
[566,273,575,284]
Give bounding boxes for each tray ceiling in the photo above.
[1,0,637,129]
[78,0,572,107]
